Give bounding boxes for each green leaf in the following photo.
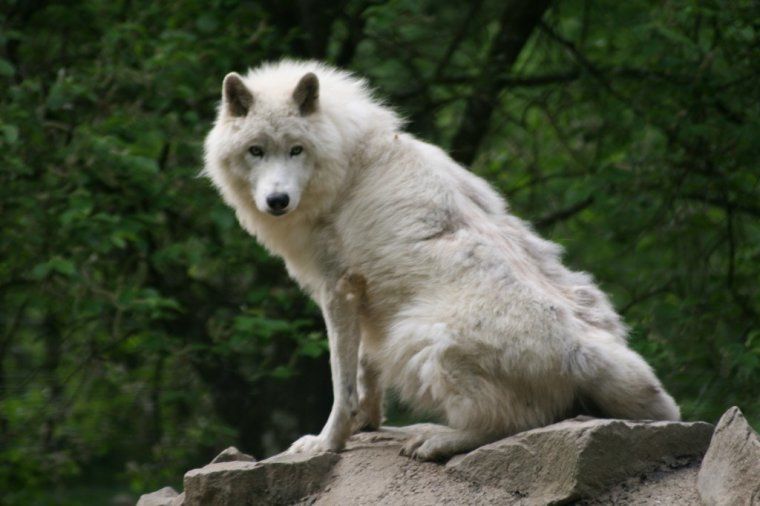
[298,338,327,358]
[0,59,14,77]
[270,366,294,379]
[48,257,77,276]
[1,124,18,144]
[195,14,219,34]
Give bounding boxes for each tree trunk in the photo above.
[450,0,552,166]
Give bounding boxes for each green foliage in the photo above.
[0,0,757,503]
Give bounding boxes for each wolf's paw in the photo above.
[286,434,340,455]
[399,434,425,457]
[411,436,452,461]
[400,434,451,462]
[399,432,476,462]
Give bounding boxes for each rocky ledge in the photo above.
[138,406,759,505]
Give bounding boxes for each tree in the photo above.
[0,0,757,502]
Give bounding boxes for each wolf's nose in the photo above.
[266,193,290,213]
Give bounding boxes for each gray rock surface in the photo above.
[157,416,722,505]
[183,451,339,506]
[446,417,714,504]
[136,486,179,506]
[169,491,185,506]
[304,428,521,505]
[579,460,702,505]
[697,406,760,506]
[210,446,256,464]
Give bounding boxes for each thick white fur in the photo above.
[204,60,680,461]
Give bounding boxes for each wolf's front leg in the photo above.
[287,273,365,454]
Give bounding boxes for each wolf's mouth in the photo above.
[268,209,288,216]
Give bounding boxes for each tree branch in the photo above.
[450,0,553,166]
[335,3,368,67]
[431,0,484,82]
[679,193,760,218]
[534,195,594,229]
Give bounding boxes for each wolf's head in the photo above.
[204,61,401,230]
[214,70,321,217]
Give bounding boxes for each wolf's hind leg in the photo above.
[354,347,384,431]
[574,340,680,421]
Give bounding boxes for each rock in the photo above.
[579,460,702,505]
[183,451,339,506]
[309,427,520,505]
[697,406,760,506]
[169,491,185,506]
[136,486,179,506]
[171,417,720,504]
[210,446,256,464]
[147,446,253,506]
[446,417,714,504]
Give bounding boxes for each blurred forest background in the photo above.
[1,0,758,503]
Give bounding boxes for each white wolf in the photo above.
[203,60,680,461]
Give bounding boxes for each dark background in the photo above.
[1,0,758,503]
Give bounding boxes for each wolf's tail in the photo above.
[572,337,681,421]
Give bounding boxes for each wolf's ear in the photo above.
[223,72,253,117]
[292,72,319,115]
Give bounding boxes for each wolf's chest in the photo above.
[258,219,344,296]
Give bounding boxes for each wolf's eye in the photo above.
[249,146,264,158]
[290,146,303,157]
